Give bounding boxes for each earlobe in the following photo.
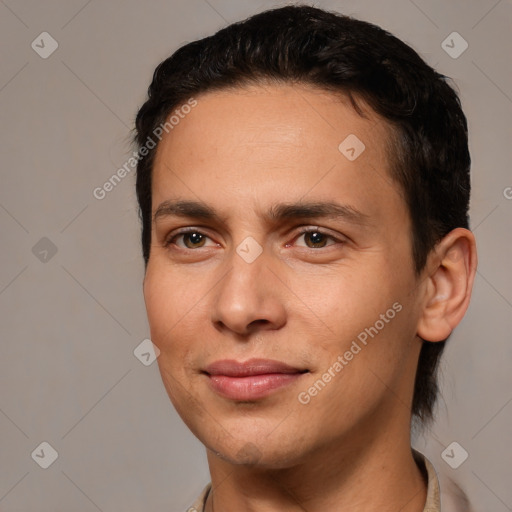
[417,228,477,342]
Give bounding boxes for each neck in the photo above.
[204,413,427,512]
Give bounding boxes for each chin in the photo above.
[200,426,312,469]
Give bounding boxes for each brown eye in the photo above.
[182,232,207,248]
[294,229,339,249]
[165,230,216,250]
[304,231,329,248]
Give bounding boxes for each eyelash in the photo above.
[163,226,343,250]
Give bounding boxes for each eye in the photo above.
[164,229,217,250]
[163,227,343,252]
[292,228,341,249]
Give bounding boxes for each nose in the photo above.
[211,246,287,338]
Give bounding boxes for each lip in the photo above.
[203,358,308,400]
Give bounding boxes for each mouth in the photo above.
[202,358,309,401]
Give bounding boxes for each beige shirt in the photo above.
[188,450,440,511]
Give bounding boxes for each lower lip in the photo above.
[206,373,304,400]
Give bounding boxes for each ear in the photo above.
[417,228,478,342]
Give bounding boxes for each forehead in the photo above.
[155,82,392,160]
[151,83,403,222]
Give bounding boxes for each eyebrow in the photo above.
[153,199,370,226]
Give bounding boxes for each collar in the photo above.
[414,450,441,511]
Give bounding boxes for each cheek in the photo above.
[302,266,414,390]
[143,266,191,358]
[302,268,397,338]
[144,261,194,331]
[144,268,203,411]
[143,263,215,375]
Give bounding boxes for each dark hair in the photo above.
[134,5,470,424]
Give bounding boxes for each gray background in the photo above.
[0,0,511,510]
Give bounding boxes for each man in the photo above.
[133,5,477,511]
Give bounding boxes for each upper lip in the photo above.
[203,358,308,377]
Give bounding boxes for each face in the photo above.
[143,83,426,468]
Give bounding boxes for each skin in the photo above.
[143,83,477,511]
